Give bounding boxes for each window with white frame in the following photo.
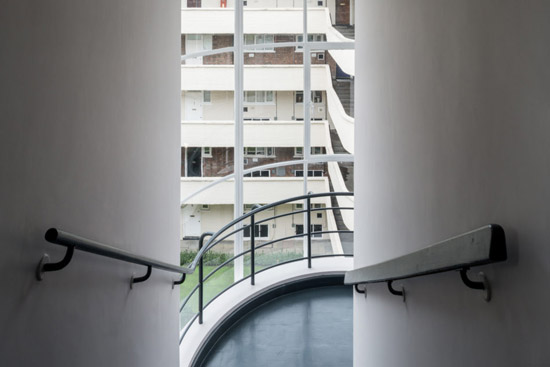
[311,146,325,155]
[244,34,275,52]
[295,224,323,238]
[294,147,304,157]
[203,91,211,103]
[244,91,274,104]
[244,147,275,157]
[244,224,269,239]
[296,34,325,51]
[244,170,270,177]
[295,91,323,104]
[294,170,324,177]
[202,147,212,157]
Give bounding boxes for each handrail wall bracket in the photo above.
[131,266,152,289]
[36,245,75,281]
[387,280,406,302]
[460,268,491,302]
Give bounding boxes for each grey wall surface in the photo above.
[354,0,550,366]
[0,1,181,366]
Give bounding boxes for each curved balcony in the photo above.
[177,192,354,366]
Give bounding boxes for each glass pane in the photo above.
[256,91,265,103]
[248,203,305,271]
[180,286,199,331]
[203,256,236,306]
[246,91,256,102]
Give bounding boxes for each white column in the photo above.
[233,0,244,281]
[303,0,312,257]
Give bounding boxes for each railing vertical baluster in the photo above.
[198,236,204,325]
[251,215,255,285]
[307,196,312,268]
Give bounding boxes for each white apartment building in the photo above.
[180,2,355,257]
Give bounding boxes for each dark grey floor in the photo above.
[201,286,353,367]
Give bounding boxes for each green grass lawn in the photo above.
[179,250,304,319]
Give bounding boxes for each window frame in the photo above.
[243,147,276,158]
[243,224,269,239]
[244,34,275,52]
[244,91,275,105]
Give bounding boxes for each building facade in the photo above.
[180,1,355,257]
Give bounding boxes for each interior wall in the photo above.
[0,0,181,366]
[354,0,550,366]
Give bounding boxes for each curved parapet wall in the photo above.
[179,258,352,367]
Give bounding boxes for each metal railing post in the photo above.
[250,214,255,285]
[307,196,312,268]
[198,235,205,324]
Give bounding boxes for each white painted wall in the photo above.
[0,0,180,366]
[181,120,328,147]
[182,177,329,205]
[193,203,329,244]
[355,0,550,366]
[182,65,329,91]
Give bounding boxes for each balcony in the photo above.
[181,176,329,205]
[181,120,328,147]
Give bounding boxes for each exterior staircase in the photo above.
[329,126,354,254]
[334,25,355,40]
[333,79,354,117]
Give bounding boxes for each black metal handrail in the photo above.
[178,191,354,342]
[36,228,192,285]
[35,192,354,340]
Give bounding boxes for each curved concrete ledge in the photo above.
[179,256,353,367]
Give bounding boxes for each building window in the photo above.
[317,53,325,60]
[244,91,275,104]
[295,224,323,238]
[294,147,304,157]
[293,203,303,210]
[203,91,211,103]
[295,91,323,104]
[296,34,325,51]
[311,146,325,155]
[244,170,270,177]
[201,204,210,211]
[244,147,275,157]
[244,224,269,239]
[312,91,323,103]
[294,170,324,177]
[202,147,212,157]
[244,34,275,52]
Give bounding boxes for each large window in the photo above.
[244,147,275,157]
[244,224,269,239]
[180,2,355,284]
[244,34,275,51]
[295,91,323,104]
[296,34,325,51]
[244,91,274,104]
[295,224,323,238]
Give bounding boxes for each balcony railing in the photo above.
[178,191,354,343]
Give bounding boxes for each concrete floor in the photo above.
[201,286,353,367]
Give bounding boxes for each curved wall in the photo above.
[0,1,180,366]
[354,0,550,366]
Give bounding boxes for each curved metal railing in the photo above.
[179,191,354,343]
